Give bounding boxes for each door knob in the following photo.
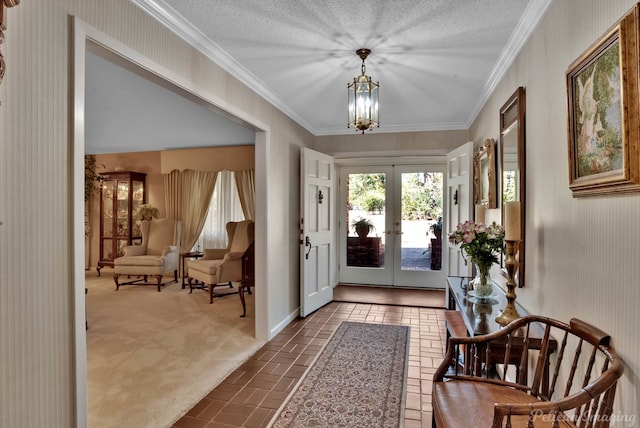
[305,236,312,260]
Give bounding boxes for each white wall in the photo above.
[0,1,313,426]
[470,0,639,418]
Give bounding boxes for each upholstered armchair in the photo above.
[187,220,254,304]
[114,218,182,292]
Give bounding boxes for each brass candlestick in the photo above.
[495,240,522,326]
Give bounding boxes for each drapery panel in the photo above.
[235,169,255,220]
[180,170,218,252]
[163,169,255,251]
[163,170,182,220]
[163,169,218,252]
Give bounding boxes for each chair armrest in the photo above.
[202,248,228,260]
[123,245,145,257]
[161,245,179,257]
[492,366,624,424]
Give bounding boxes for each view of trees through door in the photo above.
[340,164,445,287]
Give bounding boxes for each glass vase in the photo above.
[471,262,493,298]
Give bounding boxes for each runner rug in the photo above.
[269,321,410,428]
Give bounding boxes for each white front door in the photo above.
[300,148,335,317]
[338,163,447,288]
[446,142,474,277]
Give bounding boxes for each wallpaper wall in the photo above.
[470,0,640,417]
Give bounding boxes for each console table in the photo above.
[446,276,529,336]
[446,276,556,390]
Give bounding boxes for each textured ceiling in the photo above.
[133,0,551,136]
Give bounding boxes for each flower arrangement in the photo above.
[448,220,505,266]
[133,204,160,221]
[449,220,505,294]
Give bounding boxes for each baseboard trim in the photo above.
[269,307,300,340]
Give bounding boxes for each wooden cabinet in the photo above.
[97,171,146,275]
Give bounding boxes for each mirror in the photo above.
[500,87,525,287]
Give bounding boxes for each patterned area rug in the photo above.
[269,321,410,428]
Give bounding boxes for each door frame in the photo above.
[72,18,271,426]
[335,155,447,287]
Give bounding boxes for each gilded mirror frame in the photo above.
[474,138,497,208]
[500,87,526,287]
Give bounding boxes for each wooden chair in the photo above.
[432,315,624,428]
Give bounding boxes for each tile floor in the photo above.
[172,302,446,428]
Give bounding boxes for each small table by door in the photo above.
[180,251,203,289]
[446,276,556,390]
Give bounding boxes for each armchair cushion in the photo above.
[188,259,223,275]
[115,255,165,267]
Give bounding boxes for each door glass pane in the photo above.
[346,172,385,268]
[400,172,443,271]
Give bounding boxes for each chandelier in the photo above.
[347,48,379,133]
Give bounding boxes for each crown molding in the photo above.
[313,121,469,136]
[466,0,553,127]
[130,0,316,134]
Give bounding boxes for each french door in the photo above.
[338,163,446,288]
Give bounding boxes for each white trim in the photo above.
[334,154,447,166]
[71,16,272,426]
[466,0,553,127]
[129,0,315,134]
[71,18,88,428]
[270,308,301,340]
[313,121,469,136]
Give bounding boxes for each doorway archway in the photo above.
[71,17,270,425]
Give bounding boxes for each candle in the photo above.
[475,204,486,224]
[504,201,521,241]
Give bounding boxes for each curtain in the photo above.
[198,170,245,249]
[180,170,218,252]
[235,169,255,220]
[163,170,182,220]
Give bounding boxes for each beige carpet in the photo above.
[85,271,265,428]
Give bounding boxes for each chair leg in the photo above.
[114,274,121,291]
[239,284,247,317]
[209,283,214,304]
[188,277,194,294]
[155,275,162,292]
[228,281,233,289]
[173,269,178,283]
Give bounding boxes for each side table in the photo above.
[180,251,203,289]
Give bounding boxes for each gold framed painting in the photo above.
[566,4,640,196]
[474,138,497,208]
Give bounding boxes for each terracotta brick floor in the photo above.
[173,301,446,428]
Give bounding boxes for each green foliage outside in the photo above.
[503,170,516,203]
[401,172,443,220]
[348,172,443,220]
[348,173,386,213]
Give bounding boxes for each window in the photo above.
[194,170,245,251]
